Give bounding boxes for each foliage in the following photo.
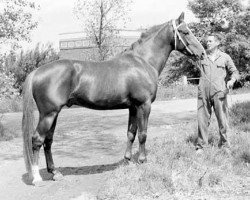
[230,101,250,131]
[166,0,250,86]
[0,71,22,141]
[74,0,132,61]
[2,43,59,93]
[0,0,38,51]
[0,71,20,99]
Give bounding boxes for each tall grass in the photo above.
[230,101,250,132]
[0,97,22,113]
[97,121,250,199]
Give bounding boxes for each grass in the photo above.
[0,97,22,113]
[230,101,250,132]
[97,119,250,199]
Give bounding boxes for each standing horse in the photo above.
[22,12,205,184]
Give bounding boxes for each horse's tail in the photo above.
[22,70,36,176]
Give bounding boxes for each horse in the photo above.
[22,12,205,184]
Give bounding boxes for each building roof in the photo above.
[59,29,143,50]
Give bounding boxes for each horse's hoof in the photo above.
[32,177,43,186]
[53,171,63,181]
[138,156,147,164]
[123,158,131,165]
[124,152,132,161]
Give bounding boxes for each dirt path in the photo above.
[0,94,249,200]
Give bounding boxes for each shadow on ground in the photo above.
[21,158,126,185]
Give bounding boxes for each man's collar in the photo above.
[207,49,222,62]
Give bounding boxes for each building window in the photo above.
[75,40,83,48]
[60,42,68,48]
[68,41,75,48]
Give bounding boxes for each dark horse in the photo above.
[22,12,205,184]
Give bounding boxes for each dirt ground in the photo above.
[0,94,249,200]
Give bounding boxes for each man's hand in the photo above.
[227,79,235,89]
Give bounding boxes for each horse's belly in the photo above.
[74,92,131,110]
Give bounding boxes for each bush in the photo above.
[230,101,250,131]
[3,43,59,93]
[0,114,18,141]
[0,117,5,140]
[0,97,22,113]
[0,71,20,99]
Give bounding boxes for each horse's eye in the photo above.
[181,30,189,35]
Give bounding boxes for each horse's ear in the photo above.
[177,12,185,25]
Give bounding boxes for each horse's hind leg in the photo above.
[136,101,151,163]
[32,111,58,184]
[124,106,138,160]
[43,114,63,181]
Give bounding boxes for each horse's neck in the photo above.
[133,30,173,76]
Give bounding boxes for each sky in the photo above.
[24,0,197,50]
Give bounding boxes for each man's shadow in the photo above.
[22,152,141,185]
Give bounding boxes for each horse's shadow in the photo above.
[22,153,141,185]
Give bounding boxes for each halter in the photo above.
[172,20,194,55]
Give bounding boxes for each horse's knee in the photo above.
[138,132,147,144]
[32,133,45,150]
[127,131,136,142]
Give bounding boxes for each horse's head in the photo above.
[172,12,205,59]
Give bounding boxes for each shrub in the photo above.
[3,43,59,93]
[230,101,250,131]
[0,97,22,113]
[0,114,18,141]
[0,71,20,99]
[0,116,5,140]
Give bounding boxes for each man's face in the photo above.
[206,36,220,51]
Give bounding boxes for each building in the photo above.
[59,30,142,60]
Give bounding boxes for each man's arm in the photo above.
[226,54,240,88]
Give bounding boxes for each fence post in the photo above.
[182,76,187,85]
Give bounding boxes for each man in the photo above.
[196,33,239,151]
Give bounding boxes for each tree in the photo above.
[4,43,59,93]
[74,0,132,61]
[166,0,250,86]
[0,0,38,51]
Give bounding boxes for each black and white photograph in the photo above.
[0,0,249,199]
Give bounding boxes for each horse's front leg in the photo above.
[136,101,151,163]
[124,106,138,160]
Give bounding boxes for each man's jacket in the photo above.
[198,50,239,97]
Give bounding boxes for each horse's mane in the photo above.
[124,22,167,52]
